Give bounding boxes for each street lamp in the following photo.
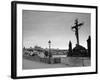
[48,40,51,64]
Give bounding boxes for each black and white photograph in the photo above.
[22,10,91,69]
[11,1,97,79]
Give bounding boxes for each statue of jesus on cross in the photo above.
[71,19,84,45]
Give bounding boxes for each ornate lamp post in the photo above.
[48,40,51,64]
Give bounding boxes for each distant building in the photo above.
[34,45,44,51]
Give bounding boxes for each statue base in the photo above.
[68,44,88,57]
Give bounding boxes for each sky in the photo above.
[22,10,91,49]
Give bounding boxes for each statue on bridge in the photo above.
[71,19,84,45]
[70,18,87,57]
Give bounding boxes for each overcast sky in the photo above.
[22,10,91,49]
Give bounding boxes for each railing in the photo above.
[23,54,61,64]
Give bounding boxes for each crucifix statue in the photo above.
[71,19,84,45]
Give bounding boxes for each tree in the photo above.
[44,51,49,57]
[87,36,91,57]
[69,41,72,52]
[68,41,72,56]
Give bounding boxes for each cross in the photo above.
[71,19,84,45]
